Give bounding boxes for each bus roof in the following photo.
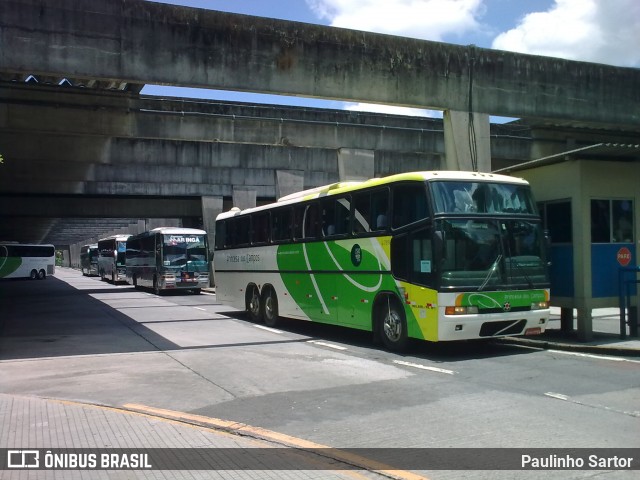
[98,234,131,242]
[216,170,528,220]
[128,227,207,238]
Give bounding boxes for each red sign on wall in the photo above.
[617,247,632,267]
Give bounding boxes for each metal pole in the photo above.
[619,268,627,340]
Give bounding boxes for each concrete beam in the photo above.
[443,110,491,172]
[0,196,202,218]
[1,0,638,130]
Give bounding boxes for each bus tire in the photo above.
[132,276,139,289]
[38,269,46,280]
[112,271,116,283]
[246,284,262,322]
[30,269,38,280]
[153,277,162,296]
[375,296,408,352]
[261,287,279,328]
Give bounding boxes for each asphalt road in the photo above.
[1,268,639,479]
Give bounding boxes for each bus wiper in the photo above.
[511,259,534,288]
[478,254,502,291]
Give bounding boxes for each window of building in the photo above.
[539,200,572,243]
[591,199,634,243]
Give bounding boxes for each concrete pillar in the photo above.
[275,169,304,200]
[560,307,574,333]
[146,218,181,229]
[443,110,491,172]
[135,219,146,234]
[201,196,223,289]
[201,196,223,240]
[337,148,374,181]
[577,308,593,342]
[232,187,257,211]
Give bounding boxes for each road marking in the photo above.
[308,340,348,351]
[544,392,640,417]
[123,403,430,480]
[393,360,456,375]
[548,349,640,364]
[193,307,207,311]
[544,392,570,401]
[254,324,284,334]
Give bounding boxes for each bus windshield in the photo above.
[162,234,208,269]
[436,219,548,290]
[430,181,537,215]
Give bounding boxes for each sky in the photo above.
[143,0,640,117]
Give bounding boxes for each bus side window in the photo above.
[215,221,226,249]
[353,193,371,234]
[272,208,292,242]
[335,197,351,235]
[236,217,251,246]
[303,203,320,239]
[252,213,269,245]
[371,189,390,231]
[392,184,428,229]
[293,206,305,240]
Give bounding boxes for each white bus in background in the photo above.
[98,234,131,283]
[80,244,99,276]
[0,243,56,280]
[126,227,210,295]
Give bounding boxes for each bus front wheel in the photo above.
[261,287,279,328]
[376,297,408,352]
[246,285,262,322]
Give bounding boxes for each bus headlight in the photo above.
[530,301,549,310]
[445,306,479,315]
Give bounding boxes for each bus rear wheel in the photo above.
[30,269,38,280]
[376,296,408,352]
[153,277,162,296]
[261,287,279,328]
[246,285,262,322]
[38,269,46,280]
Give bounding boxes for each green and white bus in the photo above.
[126,227,210,294]
[214,171,550,351]
[98,234,131,283]
[0,243,56,280]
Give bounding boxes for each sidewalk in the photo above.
[0,394,407,479]
[499,307,640,357]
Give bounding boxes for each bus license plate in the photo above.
[525,327,542,336]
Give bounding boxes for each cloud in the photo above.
[306,0,485,41]
[344,102,443,117]
[492,0,640,67]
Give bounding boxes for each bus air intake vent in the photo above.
[479,319,527,337]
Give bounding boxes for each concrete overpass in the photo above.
[0,0,639,249]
